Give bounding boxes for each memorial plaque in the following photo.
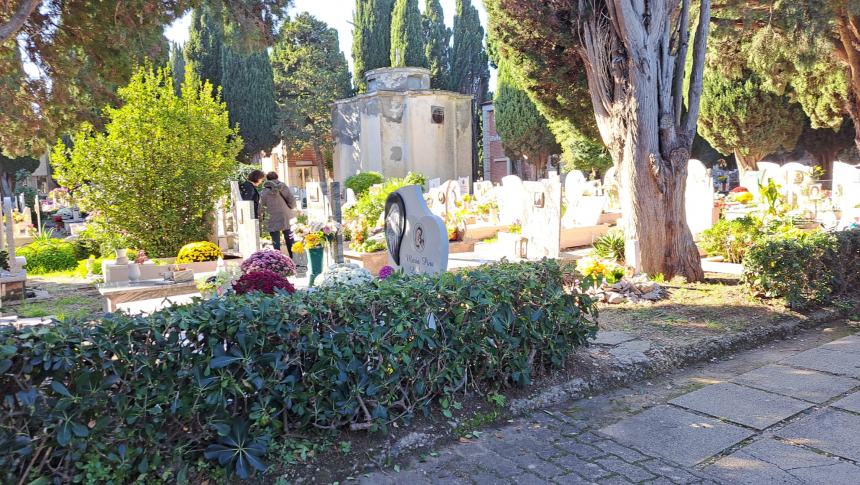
[385,185,448,275]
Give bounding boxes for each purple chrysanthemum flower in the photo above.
[379,265,394,280]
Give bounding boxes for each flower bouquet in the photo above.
[318,263,373,287]
[241,249,297,278]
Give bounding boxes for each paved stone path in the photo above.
[359,327,860,484]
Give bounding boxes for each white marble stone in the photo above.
[685,159,715,236]
[386,185,448,275]
[499,175,528,225]
[522,176,562,259]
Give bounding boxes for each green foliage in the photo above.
[700,217,763,264]
[552,120,612,175]
[345,172,426,229]
[450,0,489,99]
[352,0,395,91]
[0,259,597,481]
[0,250,8,271]
[390,0,427,68]
[221,47,279,160]
[698,71,803,170]
[345,172,384,196]
[17,239,78,274]
[494,60,558,173]
[51,67,242,257]
[272,13,352,163]
[592,229,625,264]
[176,241,224,263]
[185,0,225,89]
[169,42,186,96]
[422,0,451,88]
[743,229,860,308]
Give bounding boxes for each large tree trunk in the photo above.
[837,13,860,152]
[733,149,765,178]
[578,0,710,281]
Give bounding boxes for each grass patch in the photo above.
[13,294,101,321]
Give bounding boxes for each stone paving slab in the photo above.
[731,364,859,403]
[821,334,860,354]
[832,391,860,414]
[776,408,860,462]
[779,347,860,378]
[599,405,754,467]
[705,437,860,485]
[590,331,637,346]
[669,382,811,430]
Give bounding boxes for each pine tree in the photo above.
[390,0,426,67]
[221,47,279,161]
[272,13,352,213]
[169,43,186,96]
[450,0,489,180]
[450,0,489,99]
[184,0,224,90]
[494,60,558,179]
[422,0,450,88]
[352,0,395,91]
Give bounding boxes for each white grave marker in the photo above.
[522,177,562,259]
[499,175,528,225]
[685,159,715,236]
[385,185,448,275]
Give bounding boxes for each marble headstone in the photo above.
[458,176,471,196]
[685,159,714,236]
[499,175,528,225]
[833,162,860,211]
[473,181,493,202]
[603,166,621,210]
[385,185,448,275]
[739,171,761,198]
[522,176,562,259]
[428,178,441,190]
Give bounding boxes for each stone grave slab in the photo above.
[706,438,860,485]
[821,334,860,354]
[590,331,637,346]
[776,408,860,462]
[780,347,860,378]
[731,364,859,404]
[599,405,754,467]
[832,391,860,414]
[669,382,810,430]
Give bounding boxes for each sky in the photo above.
[163,0,495,88]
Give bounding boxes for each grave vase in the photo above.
[128,263,140,282]
[308,247,324,287]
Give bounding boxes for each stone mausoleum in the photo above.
[332,67,474,184]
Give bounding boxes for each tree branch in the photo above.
[672,0,690,125]
[682,0,710,137]
[0,0,40,44]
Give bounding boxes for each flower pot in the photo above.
[308,247,324,287]
[115,248,129,265]
[128,263,141,282]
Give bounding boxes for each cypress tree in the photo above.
[390,0,426,67]
[450,0,489,99]
[184,0,224,90]
[221,47,279,161]
[169,42,186,95]
[422,0,450,88]
[352,0,394,91]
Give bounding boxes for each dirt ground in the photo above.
[1,274,102,321]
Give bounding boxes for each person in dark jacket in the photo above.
[260,172,298,257]
[239,170,265,219]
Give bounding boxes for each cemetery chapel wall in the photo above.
[332,67,473,184]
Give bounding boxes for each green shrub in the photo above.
[176,241,223,263]
[17,239,78,274]
[742,229,860,308]
[75,257,105,277]
[345,171,384,196]
[699,216,762,263]
[345,172,427,229]
[592,229,625,263]
[0,250,8,271]
[0,259,596,481]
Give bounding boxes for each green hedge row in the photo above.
[743,229,860,308]
[0,259,597,482]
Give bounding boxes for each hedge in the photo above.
[17,239,78,274]
[0,259,597,482]
[743,229,860,308]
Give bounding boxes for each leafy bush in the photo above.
[17,239,78,274]
[232,269,296,295]
[592,229,625,263]
[241,250,297,278]
[176,241,223,263]
[344,172,427,231]
[699,217,762,263]
[345,171,384,196]
[743,229,860,308]
[0,259,596,481]
[351,239,386,253]
[0,250,8,271]
[51,66,241,257]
